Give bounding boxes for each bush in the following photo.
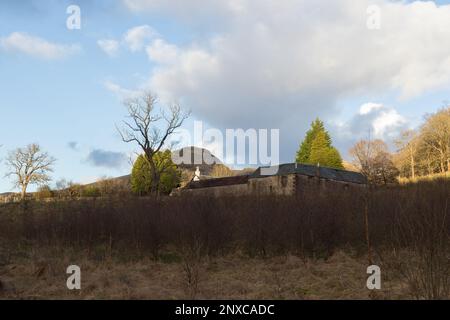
[81,186,101,198]
[131,151,181,195]
[35,185,54,200]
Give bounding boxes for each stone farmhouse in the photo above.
[178,163,367,197]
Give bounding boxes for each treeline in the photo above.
[33,177,130,200]
[349,107,450,184]
[395,107,450,178]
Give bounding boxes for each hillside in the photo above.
[88,147,243,190]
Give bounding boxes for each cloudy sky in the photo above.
[1,0,450,192]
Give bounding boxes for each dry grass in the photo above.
[0,179,448,300]
[0,246,416,300]
[398,172,450,184]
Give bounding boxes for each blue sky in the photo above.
[1,0,450,193]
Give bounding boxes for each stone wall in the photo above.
[294,174,365,196]
[180,182,250,197]
[178,173,366,197]
[248,174,296,196]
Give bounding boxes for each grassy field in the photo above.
[0,179,449,300]
[1,246,413,300]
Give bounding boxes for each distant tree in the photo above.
[94,176,129,197]
[68,183,83,199]
[372,150,400,185]
[395,129,419,179]
[96,176,116,197]
[131,150,181,196]
[81,185,101,198]
[296,118,344,169]
[296,119,330,163]
[350,139,399,185]
[419,107,450,173]
[35,185,54,200]
[117,92,189,196]
[308,131,344,169]
[56,178,69,192]
[5,144,56,199]
[56,179,86,199]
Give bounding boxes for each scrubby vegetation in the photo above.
[0,179,448,299]
[131,151,181,196]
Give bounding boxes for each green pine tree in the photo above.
[327,147,345,169]
[295,118,344,169]
[131,150,181,196]
[296,118,332,163]
[309,131,330,166]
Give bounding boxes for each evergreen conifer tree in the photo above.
[295,118,344,169]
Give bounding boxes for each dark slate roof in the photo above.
[187,175,249,189]
[250,163,367,185]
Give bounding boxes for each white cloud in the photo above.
[97,25,158,57]
[359,103,384,115]
[122,0,234,17]
[372,108,407,138]
[326,102,409,159]
[97,39,120,57]
[121,0,450,161]
[146,39,179,64]
[124,25,157,52]
[133,1,450,120]
[0,32,80,60]
[103,80,142,99]
[335,102,407,146]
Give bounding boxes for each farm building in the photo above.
[177,163,367,197]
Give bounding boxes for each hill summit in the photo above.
[172,146,223,176]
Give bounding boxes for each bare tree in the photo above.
[350,139,399,185]
[5,144,56,199]
[420,107,450,173]
[395,129,419,179]
[117,92,189,195]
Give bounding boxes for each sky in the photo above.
[1,0,450,193]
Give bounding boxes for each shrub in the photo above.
[81,186,101,198]
[35,185,54,200]
[131,151,181,195]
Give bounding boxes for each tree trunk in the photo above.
[21,184,28,200]
[144,151,161,198]
[427,156,433,175]
[152,171,161,198]
[410,152,415,179]
[439,150,445,173]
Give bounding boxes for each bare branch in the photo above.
[5,143,56,198]
[116,92,189,194]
